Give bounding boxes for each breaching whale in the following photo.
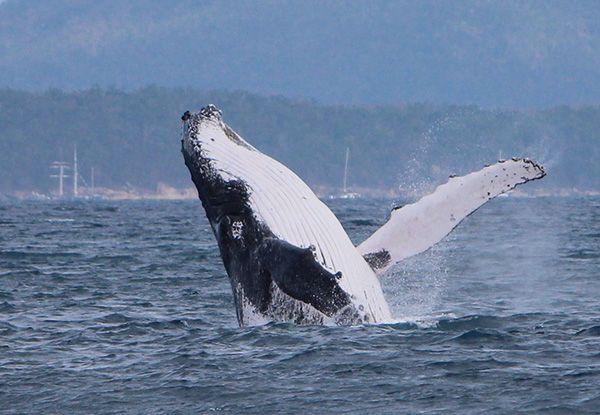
[181,105,546,326]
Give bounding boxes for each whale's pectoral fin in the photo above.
[358,158,546,276]
[258,238,351,316]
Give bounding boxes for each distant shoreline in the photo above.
[2,184,599,202]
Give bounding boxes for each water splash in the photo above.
[397,107,488,199]
[382,244,450,322]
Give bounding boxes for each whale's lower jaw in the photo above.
[237,281,370,326]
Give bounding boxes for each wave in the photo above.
[44,218,75,223]
[565,249,600,260]
[0,251,84,260]
[576,325,600,337]
[451,328,514,344]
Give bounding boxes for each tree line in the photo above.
[0,86,598,196]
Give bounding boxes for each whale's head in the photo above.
[181,104,256,165]
[181,105,257,225]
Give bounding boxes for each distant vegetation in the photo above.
[0,87,598,196]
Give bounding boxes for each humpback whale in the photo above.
[181,105,546,326]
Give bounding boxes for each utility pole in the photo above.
[50,162,70,197]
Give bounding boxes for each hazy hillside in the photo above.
[1,87,598,196]
[1,0,599,108]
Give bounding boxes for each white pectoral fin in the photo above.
[358,158,546,275]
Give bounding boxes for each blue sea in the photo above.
[1,197,599,414]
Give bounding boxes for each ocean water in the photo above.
[1,196,599,414]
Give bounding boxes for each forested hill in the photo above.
[1,0,600,108]
[0,87,598,196]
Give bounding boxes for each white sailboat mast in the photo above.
[343,147,350,193]
[73,145,78,197]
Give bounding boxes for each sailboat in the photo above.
[73,145,97,199]
[338,147,361,199]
